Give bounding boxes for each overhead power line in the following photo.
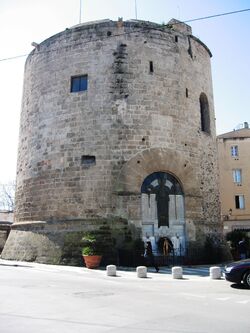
[184,8,250,23]
[0,8,249,63]
[0,54,29,62]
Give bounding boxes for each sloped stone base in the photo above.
[1,217,130,265]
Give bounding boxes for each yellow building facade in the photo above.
[217,123,250,233]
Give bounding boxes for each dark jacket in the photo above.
[238,240,247,254]
[145,241,153,256]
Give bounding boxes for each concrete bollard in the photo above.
[209,266,221,279]
[136,266,147,278]
[106,265,116,276]
[172,266,183,279]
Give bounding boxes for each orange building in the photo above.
[217,122,250,233]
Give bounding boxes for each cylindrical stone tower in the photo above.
[2,19,229,264]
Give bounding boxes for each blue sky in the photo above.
[0,0,249,183]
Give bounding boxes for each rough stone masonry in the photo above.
[1,19,230,264]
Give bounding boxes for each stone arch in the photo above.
[115,148,202,244]
[115,147,200,197]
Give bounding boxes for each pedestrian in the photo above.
[144,237,159,272]
[238,238,247,260]
[163,236,173,255]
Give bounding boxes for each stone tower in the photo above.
[2,19,228,263]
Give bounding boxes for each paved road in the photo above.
[0,259,249,333]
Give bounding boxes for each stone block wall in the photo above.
[2,19,229,263]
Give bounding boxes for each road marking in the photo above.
[236,300,249,304]
[181,293,206,298]
[216,297,231,301]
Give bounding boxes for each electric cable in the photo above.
[183,8,250,23]
[0,8,249,63]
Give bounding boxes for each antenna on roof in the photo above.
[177,5,181,19]
[233,122,249,131]
[135,0,138,19]
[79,0,82,24]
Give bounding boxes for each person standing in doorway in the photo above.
[144,237,159,273]
[238,238,247,259]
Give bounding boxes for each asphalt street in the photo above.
[0,259,249,333]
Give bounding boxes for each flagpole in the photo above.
[135,0,137,19]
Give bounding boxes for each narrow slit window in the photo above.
[149,61,154,73]
[199,93,210,134]
[186,88,189,98]
[175,36,178,43]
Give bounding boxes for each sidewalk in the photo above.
[0,258,225,280]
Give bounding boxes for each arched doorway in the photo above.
[141,172,186,256]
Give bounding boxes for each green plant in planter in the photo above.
[81,234,105,269]
[82,246,96,256]
[81,234,101,256]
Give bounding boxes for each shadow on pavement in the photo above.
[0,263,32,268]
[230,283,250,290]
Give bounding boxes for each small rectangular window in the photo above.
[231,145,238,157]
[235,195,245,209]
[233,169,242,183]
[71,75,88,92]
[149,61,154,73]
[175,36,178,43]
[81,155,96,166]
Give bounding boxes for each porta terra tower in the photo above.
[2,19,228,264]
